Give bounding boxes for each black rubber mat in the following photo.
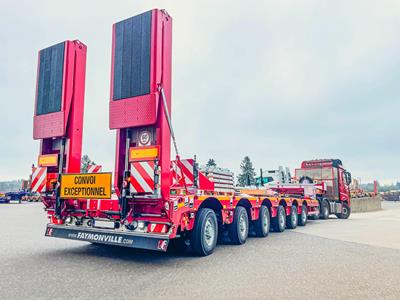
[113,10,152,100]
[36,42,65,115]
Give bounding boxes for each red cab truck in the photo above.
[295,159,352,219]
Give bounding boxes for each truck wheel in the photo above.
[190,208,218,256]
[320,199,330,219]
[287,205,298,229]
[254,205,270,237]
[336,203,351,219]
[272,205,286,232]
[298,205,307,226]
[228,206,249,244]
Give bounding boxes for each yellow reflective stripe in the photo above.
[129,147,158,161]
[38,154,58,167]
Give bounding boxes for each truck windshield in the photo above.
[296,167,339,200]
[296,168,334,180]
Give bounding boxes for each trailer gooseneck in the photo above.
[33,9,352,256]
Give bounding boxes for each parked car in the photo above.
[0,192,9,204]
[1,190,30,204]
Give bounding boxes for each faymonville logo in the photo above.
[77,232,123,243]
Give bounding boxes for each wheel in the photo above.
[298,204,308,226]
[271,205,286,232]
[336,203,351,219]
[320,199,330,219]
[254,205,270,237]
[228,206,249,245]
[287,205,298,229]
[190,208,218,256]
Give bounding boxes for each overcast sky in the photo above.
[1,0,399,184]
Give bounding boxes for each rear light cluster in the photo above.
[63,216,83,226]
[127,220,147,231]
[127,220,169,234]
[61,217,119,229]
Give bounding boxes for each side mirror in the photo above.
[345,172,352,185]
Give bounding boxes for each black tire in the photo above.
[287,205,298,229]
[298,204,308,226]
[254,205,270,237]
[228,206,249,245]
[320,199,330,220]
[190,208,218,256]
[336,203,351,219]
[272,205,286,232]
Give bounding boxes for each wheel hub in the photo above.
[292,210,297,223]
[279,210,285,226]
[302,210,307,221]
[343,206,348,215]
[263,211,268,230]
[239,213,247,237]
[204,219,215,247]
[323,203,329,216]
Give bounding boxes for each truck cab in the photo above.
[295,159,351,219]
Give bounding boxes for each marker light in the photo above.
[138,221,146,230]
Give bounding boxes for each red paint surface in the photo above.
[33,40,87,191]
[110,10,172,200]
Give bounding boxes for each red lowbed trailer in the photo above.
[35,9,350,256]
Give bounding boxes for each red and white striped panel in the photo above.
[171,160,183,185]
[130,161,155,194]
[87,164,102,173]
[31,167,47,193]
[147,223,168,234]
[171,159,194,186]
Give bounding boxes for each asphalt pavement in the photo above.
[1,201,400,299]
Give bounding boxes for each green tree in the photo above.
[206,158,217,168]
[237,156,256,186]
[81,155,96,173]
